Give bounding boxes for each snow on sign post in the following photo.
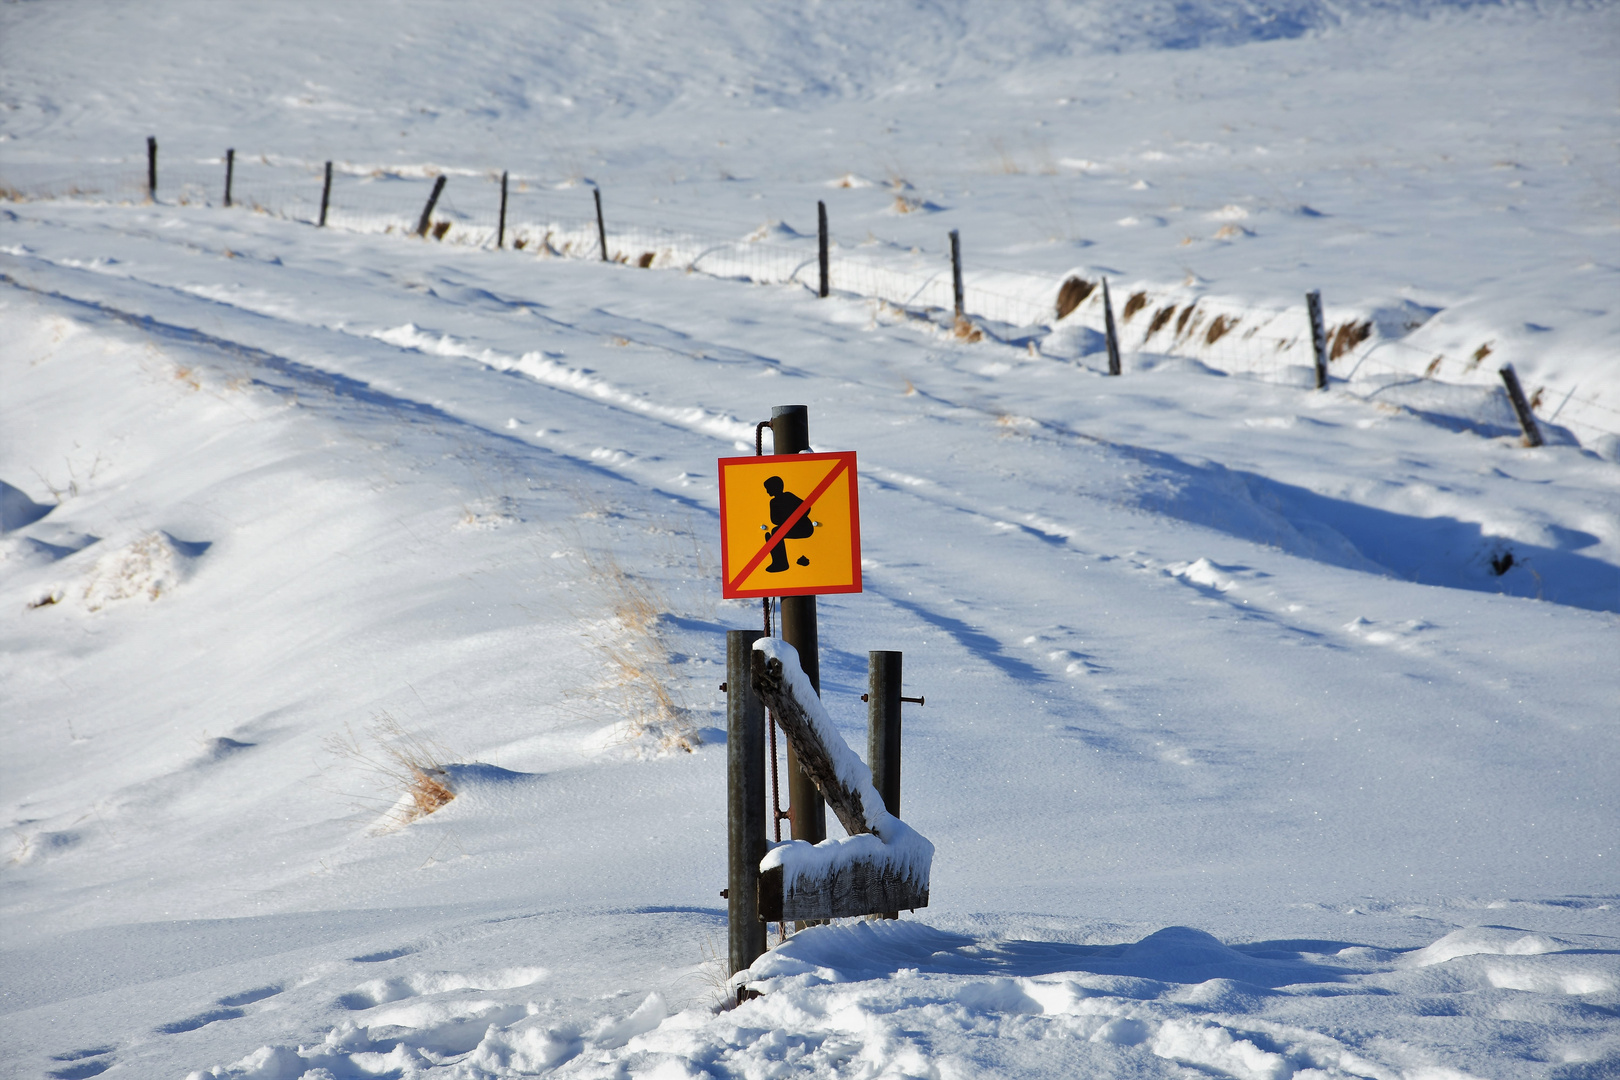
[717,450,861,599]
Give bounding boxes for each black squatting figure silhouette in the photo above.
[763,475,815,573]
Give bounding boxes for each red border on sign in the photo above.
[718,451,862,599]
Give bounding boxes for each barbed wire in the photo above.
[4,155,1612,445]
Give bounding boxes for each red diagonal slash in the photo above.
[726,456,850,594]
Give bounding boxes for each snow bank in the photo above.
[753,638,934,890]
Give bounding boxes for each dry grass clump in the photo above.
[1204,314,1237,345]
[951,314,982,342]
[1145,305,1176,339]
[327,715,456,829]
[1329,320,1372,360]
[576,538,696,754]
[1055,276,1094,320]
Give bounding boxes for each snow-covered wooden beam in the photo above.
[750,639,932,922]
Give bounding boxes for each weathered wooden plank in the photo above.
[751,651,869,839]
[759,862,929,923]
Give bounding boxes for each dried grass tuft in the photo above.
[951,315,982,342]
[326,715,456,829]
[1122,291,1149,322]
[431,220,452,241]
[576,535,696,754]
[1329,320,1372,360]
[1055,277,1093,320]
[1145,305,1176,338]
[1204,314,1237,345]
[1174,305,1196,337]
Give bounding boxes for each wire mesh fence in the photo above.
[4,151,1613,446]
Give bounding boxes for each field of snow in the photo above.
[3,2,1618,1078]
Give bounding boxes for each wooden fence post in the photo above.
[318,161,332,227]
[146,136,157,201]
[726,629,768,980]
[1306,290,1328,390]
[1499,365,1545,447]
[949,230,963,318]
[416,175,446,237]
[818,201,829,298]
[223,149,234,208]
[497,170,508,249]
[594,187,609,262]
[771,405,826,849]
[1102,277,1122,376]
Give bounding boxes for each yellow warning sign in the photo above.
[718,451,862,599]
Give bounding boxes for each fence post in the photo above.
[818,201,829,298]
[727,629,768,981]
[949,229,963,318]
[771,405,827,852]
[146,136,157,201]
[1306,290,1329,390]
[867,650,902,918]
[1499,365,1545,447]
[497,170,508,249]
[1102,277,1122,376]
[318,161,332,227]
[223,149,234,208]
[594,187,609,262]
[416,175,446,237]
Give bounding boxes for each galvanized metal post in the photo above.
[1102,277,1122,376]
[867,649,903,919]
[223,148,234,208]
[497,170,509,249]
[949,229,963,318]
[319,161,332,227]
[1499,365,1544,447]
[727,629,768,977]
[594,187,609,262]
[771,405,826,847]
[146,136,157,201]
[818,201,829,298]
[1306,290,1329,390]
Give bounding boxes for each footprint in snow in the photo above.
[351,945,418,963]
[218,985,282,1007]
[156,1006,244,1034]
[48,1048,115,1080]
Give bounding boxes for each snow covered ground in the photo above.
[2,3,1617,1078]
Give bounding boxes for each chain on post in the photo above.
[755,419,785,845]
